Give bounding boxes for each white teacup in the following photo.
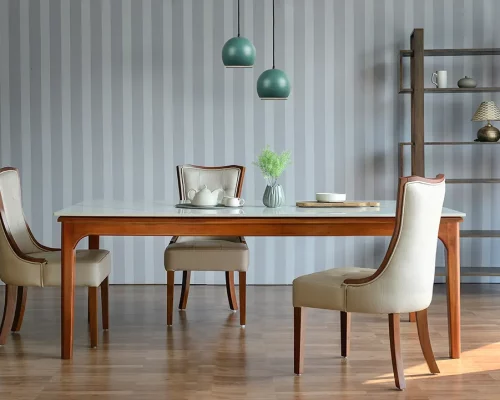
[222,196,245,207]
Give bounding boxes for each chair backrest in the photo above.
[345,175,446,313]
[176,165,245,201]
[0,168,40,255]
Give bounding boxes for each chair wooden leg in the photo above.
[178,271,191,310]
[239,271,246,326]
[88,287,98,348]
[100,277,109,330]
[167,271,174,326]
[409,312,416,322]
[294,307,305,375]
[0,285,18,345]
[388,313,406,390]
[11,286,28,332]
[225,271,238,311]
[340,311,351,358]
[416,309,440,374]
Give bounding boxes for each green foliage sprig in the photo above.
[253,146,292,186]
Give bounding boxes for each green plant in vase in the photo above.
[253,146,291,208]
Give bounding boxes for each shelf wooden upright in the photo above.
[409,29,425,177]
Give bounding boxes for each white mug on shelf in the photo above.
[222,196,245,207]
[431,70,447,88]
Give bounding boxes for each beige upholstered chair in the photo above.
[293,175,446,390]
[0,167,111,348]
[164,165,249,326]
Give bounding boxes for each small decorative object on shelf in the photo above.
[254,146,291,208]
[431,70,447,88]
[472,101,500,142]
[457,76,477,88]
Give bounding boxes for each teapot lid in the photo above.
[195,185,209,194]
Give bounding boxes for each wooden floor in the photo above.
[0,284,500,399]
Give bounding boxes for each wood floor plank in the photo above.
[0,284,499,399]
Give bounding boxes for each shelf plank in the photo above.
[399,141,500,146]
[461,230,500,238]
[401,48,500,57]
[447,178,500,184]
[435,267,500,277]
[426,88,500,93]
[400,87,500,94]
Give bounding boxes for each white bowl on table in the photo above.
[315,193,347,203]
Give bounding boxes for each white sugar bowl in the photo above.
[316,193,346,203]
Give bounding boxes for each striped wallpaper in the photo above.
[1,0,500,284]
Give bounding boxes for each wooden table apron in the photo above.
[58,215,463,360]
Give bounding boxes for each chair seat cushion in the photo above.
[293,267,374,311]
[27,250,111,287]
[164,237,249,272]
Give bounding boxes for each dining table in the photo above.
[55,200,465,360]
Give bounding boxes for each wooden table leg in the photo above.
[439,221,461,359]
[61,222,76,360]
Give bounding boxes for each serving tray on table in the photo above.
[296,201,380,208]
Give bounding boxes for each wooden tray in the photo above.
[296,200,380,208]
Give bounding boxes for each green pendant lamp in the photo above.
[222,0,256,68]
[257,0,291,100]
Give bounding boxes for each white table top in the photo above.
[55,200,466,218]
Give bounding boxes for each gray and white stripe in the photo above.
[1,0,499,284]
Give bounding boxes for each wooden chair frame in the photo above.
[167,165,247,326]
[294,175,444,390]
[0,167,109,348]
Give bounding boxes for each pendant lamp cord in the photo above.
[272,0,275,69]
[237,0,240,37]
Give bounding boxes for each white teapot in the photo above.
[187,185,223,206]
